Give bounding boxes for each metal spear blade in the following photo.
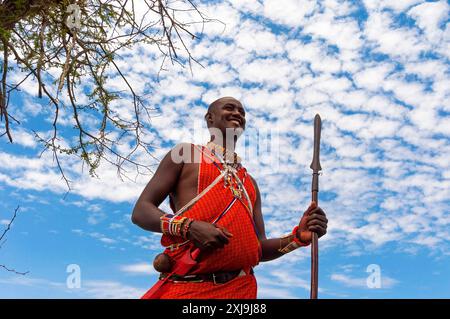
[310,114,322,173]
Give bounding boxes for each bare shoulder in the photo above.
[247,173,265,239]
[170,142,202,165]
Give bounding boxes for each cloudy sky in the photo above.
[0,0,449,298]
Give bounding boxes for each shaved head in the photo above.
[206,96,242,114]
[204,96,246,143]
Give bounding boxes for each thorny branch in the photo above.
[0,0,219,188]
[0,206,29,275]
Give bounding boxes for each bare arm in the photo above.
[132,143,233,251]
[250,176,288,262]
[131,146,184,232]
[250,176,328,262]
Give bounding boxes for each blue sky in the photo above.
[0,0,449,298]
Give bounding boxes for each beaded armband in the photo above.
[278,226,309,254]
[160,214,193,240]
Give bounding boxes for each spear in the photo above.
[310,114,322,299]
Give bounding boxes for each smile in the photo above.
[228,118,242,126]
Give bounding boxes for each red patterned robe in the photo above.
[142,145,261,299]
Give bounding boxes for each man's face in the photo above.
[206,97,246,133]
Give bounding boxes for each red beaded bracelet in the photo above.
[160,214,191,237]
[181,218,194,240]
[292,226,302,244]
[292,225,310,246]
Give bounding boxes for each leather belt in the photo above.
[160,268,253,284]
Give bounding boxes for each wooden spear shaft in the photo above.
[310,114,322,299]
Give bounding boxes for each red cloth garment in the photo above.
[141,145,261,299]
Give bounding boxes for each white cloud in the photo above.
[408,1,449,43]
[257,286,297,299]
[331,273,398,289]
[1,0,449,265]
[363,0,424,13]
[86,232,117,245]
[239,58,293,88]
[120,262,157,276]
[82,280,143,299]
[354,64,394,91]
[304,14,363,51]
[109,223,124,230]
[0,275,144,299]
[263,0,317,27]
[9,128,38,148]
[87,212,107,225]
[235,20,285,55]
[365,11,425,60]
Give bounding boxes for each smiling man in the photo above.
[132,96,328,299]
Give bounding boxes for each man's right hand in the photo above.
[187,220,233,251]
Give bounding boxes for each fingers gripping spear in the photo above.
[310,114,322,299]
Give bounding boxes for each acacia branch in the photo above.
[0,206,19,243]
[0,34,12,142]
[0,0,221,188]
[0,206,29,276]
[0,264,29,276]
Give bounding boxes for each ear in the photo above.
[205,112,213,125]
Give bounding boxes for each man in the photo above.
[132,96,328,299]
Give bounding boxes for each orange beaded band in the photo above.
[278,225,309,254]
[160,214,192,238]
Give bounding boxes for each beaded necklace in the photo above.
[205,141,244,199]
[205,141,241,169]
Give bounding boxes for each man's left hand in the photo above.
[297,201,328,244]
